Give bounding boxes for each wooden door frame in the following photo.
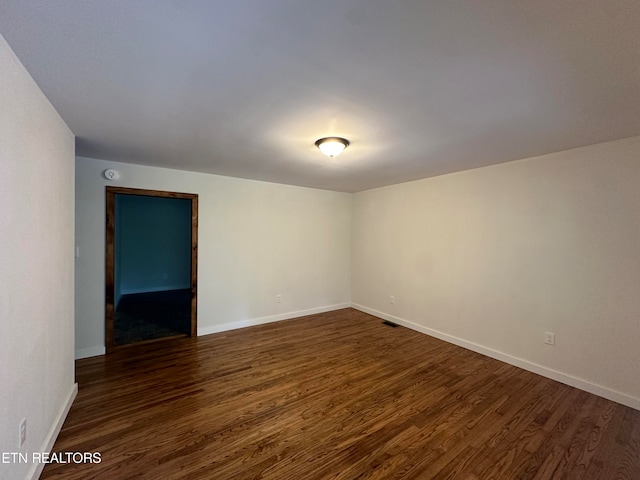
[105,186,198,353]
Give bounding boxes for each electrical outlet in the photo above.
[544,332,556,346]
[19,418,26,448]
[276,294,282,303]
[390,295,396,305]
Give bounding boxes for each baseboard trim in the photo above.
[75,346,106,360]
[28,382,78,480]
[198,303,351,337]
[351,303,640,411]
[75,304,351,359]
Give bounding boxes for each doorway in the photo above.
[105,187,198,353]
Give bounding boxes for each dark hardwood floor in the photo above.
[43,308,640,479]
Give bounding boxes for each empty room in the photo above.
[1,2,639,479]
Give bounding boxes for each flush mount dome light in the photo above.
[315,137,350,157]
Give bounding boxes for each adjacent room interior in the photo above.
[1,2,639,479]
[107,188,198,350]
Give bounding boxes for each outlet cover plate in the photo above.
[544,332,556,346]
[19,418,26,448]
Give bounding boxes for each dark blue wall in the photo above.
[115,195,191,306]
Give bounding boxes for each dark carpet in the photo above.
[114,289,191,346]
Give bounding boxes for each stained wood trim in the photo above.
[105,190,116,353]
[105,186,198,199]
[190,195,198,337]
[105,186,199,353]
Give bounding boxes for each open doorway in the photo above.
[105,187,198,353]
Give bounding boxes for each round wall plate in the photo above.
[104,169,120,181]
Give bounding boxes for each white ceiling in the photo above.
[1,1,639,192]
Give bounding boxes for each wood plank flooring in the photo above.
[42,309,640,479]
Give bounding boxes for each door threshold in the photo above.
[113,333,189,351]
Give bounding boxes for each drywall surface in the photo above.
[352,136,640,408]
[75,157,351,357]
[115,195,192,306]
[0,35,76,480]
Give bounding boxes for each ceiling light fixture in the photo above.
[315,137,350,157]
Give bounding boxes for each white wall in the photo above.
[0,35,76,480]
[352,136,640,409]
[75,157,351,358]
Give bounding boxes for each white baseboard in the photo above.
[75,304,351,359]
[198,303,351,336]
[28,382,78,480]
[351,303,640,411]
[75,346,106,360]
